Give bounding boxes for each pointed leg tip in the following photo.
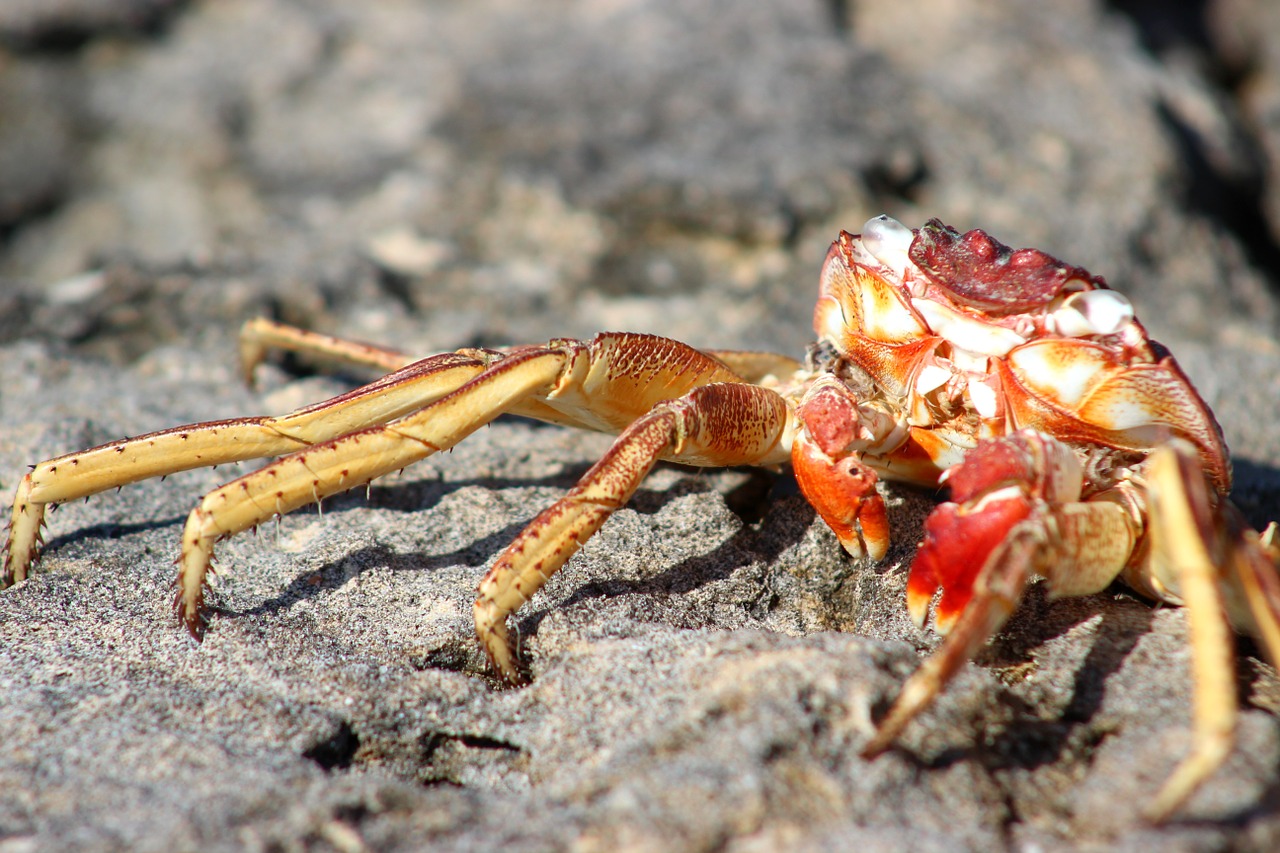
[485,650,529,687]
[859,729,894,760]
[1141,801,1176,827]
[1142,779,1192,826]
[179,609,208,642]
[500,667,530,687]
[475,616,529,687]
[172,592,209,643]
[1141,737,1233,826]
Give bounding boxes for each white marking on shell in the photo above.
[911,298,1026,357]
[1007,344,1103,407]
[916,365,953,394]
[950,348,989,375]
[967,378,999,419]
[968,484,1027,512]
[1049,290,1134,337]
[860,215,914,281]
[856,266,929,343]
[819,299,848,343]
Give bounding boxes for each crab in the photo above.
[4,216,1278,821]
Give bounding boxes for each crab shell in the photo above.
[809,216,1231,496]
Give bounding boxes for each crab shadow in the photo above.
[914,578,1280,824]
[515,474,815,638]
[1230,456,1280,532]
[217,449,1279,823]
[976,588,1157,766]
[231,464,794,625]
[37,460,595,562]
[41,512,193,555]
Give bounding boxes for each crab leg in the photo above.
[239,317,416,382]
[1141,440,1280,821]
[174,347,564,632]
[861,431,1139,755]
[700,350,804,385]
[240,318,805,392]
[474,381,792,682]
[862,522,1041,755]
[2,352,492,586]
[174,334,769,634]
[238,318,805,432]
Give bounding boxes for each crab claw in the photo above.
[906,490,1034,634]
[863,430,1138,760]
[791,380,890,560]
[792,433,889,560]
[905,432,1080,631]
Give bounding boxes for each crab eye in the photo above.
[861,215,914,280]
[1051,290,1134,337]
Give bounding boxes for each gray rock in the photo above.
[1,0,1279,850]
[0,0,179,47]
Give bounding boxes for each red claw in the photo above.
[907,431,1079,632]
[792,433,889,561]
[941,438,1041,502]
[792,379,891,561]
[907,493,1034,632]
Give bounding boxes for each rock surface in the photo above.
[2,1,1279,850]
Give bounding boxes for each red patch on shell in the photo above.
[909,219,1105,315]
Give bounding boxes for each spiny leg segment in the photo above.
[2,350,493,587]
[239,316,806,391]
[6,323,804,655]
[174,346,573,633]
[474,380,792,682]
[1140,440,1280,822]
[172,331,791,637]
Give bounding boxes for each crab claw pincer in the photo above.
[905,431,1083,633]
[791,379,891,561]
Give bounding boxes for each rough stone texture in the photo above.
[1,1,1279,850]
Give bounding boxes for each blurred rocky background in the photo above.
[1,1,1279,850]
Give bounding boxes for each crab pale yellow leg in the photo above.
[699,349,804,385]
[474,381,792,682]
[174,346,573,632]
[239,317,416,382]
[2,351,492,588]
[1234,521,1280,664]
[1140,440,1280,822]
[174,333,781,635]
[237,318,808,400]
